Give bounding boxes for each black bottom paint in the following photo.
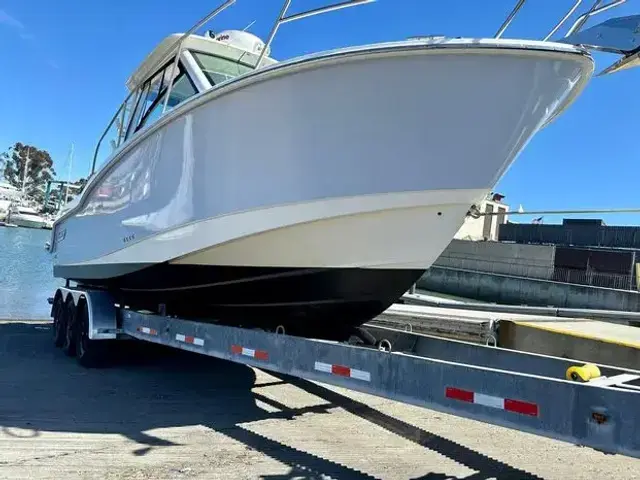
[71,264,424,338]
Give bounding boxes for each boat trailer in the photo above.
[48,285,640,460]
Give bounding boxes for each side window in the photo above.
[141,72,197,129]
[133,63,197,134]
[91,61,198,175]
[117,91,139,144]
[141,98,167,129]
[125,82,150,141]
[139,69,169,123]
[166,73,198,109]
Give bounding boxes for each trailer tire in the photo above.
[61,298,77,357]
[52,295,65,348]
[75,299,108,368]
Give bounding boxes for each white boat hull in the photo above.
[11,215,47,229]
[50,39,593,328]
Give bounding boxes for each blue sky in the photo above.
[1,0,639,224]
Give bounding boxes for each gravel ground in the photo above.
[1,320,639,480]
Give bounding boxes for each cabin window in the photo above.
[191,51,254,85]
[91,61,197,174]
[139,68,172,124]
[125,82,151,141]
[142,73,197,129]
[117,91,139,145]
[132,63,197,134]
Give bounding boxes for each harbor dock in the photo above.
[499,319,640,371]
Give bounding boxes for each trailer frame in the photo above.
[49,285,640,460]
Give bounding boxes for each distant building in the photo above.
[455,192,509,241]
[498,218,640,290]
[496,217,640,249]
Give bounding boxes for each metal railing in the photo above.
[496,0,628,40]
[255,0,375,69]
[90,91,136,175]
[90,0,236,176]
[565,0,628,36]
[89,0,373,176]
[161,0,237,114]
[89,0,632,177]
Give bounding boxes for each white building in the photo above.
[454,192,510,241]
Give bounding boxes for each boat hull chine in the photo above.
[67,264,425,337]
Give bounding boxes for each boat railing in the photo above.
[90,0,633,177]
[89,0,372,176]
[496,0,628,41]
[254,0,375,70]
[160,0,238,114]
[90,0,237,176]
[166,0,375,108]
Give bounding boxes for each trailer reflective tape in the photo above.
[175,333,204,346]
[504,398,539,417]
[231,345,269,361]
[137,326,157,336]
[314,361,371,382]
[445,387,538,417]
[445,387,474,403]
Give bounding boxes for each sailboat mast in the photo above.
[63,143,74,208]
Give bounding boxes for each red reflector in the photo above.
[445,387,474,403]
[231,345,242,354]
[254,350,269,361]
[331,364,351,377]
[504,399,538,417]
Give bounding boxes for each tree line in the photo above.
[0,142,87,209]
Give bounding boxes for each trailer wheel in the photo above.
[52,295,65,348]
[61,298,77,357]
[75,300,108,368]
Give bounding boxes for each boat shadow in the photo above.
[0,321,539,480]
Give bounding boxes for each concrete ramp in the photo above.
[499,319,640,370]
[386,300,640,370]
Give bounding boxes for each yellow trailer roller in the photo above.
[566,363,602,382]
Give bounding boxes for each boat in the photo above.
[0,183,22,223]
[7,203,49,229]
[48,0,640,337]
[0,199,11,222]
[0,182,22,200]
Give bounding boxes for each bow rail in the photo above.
[90,0,638,176]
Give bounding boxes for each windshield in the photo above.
[191,51,254,85]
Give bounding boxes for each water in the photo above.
[0,226,62,319]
